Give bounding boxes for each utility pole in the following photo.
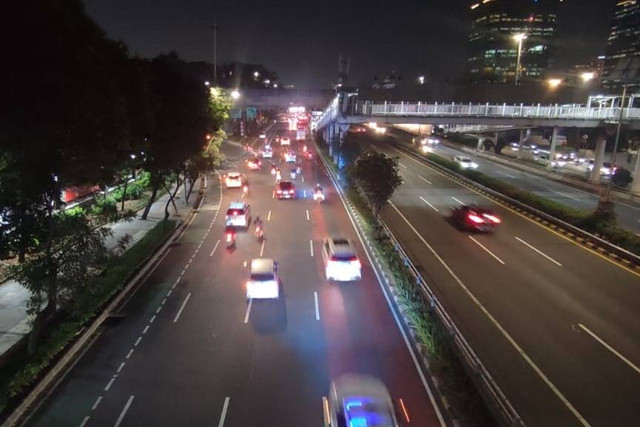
[211,23,219,84]
[601,82,628,205]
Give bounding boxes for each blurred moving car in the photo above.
[225,201,251,229]
[284,150,297,163]
[280,136,291,146]
[275,181,296,199]
[453,155,478,170]
[328,374,399,427]
[450,204,501,232]
[421,137,439,145]
[322,237,362,281]
[246,258,280,300]
[247,158,262,170]
[225,172,244,188]
[258,132,267,140]
[260,145,273,159]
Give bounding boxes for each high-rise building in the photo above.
[602,0,640,89]
[468,0,561,84]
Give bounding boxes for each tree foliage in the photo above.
[348,151,403,214]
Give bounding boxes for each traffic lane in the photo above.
[27,181,223,426]
[311,160,444,426]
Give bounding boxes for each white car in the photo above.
[280,136,291,146]
[284,151,296,163]
[246,258,280,300]
[322,237,362,282]
[261,146,273,158]
[454,155,478,170]
[329,374,399,427]
[421,137,439,145]
[225,201,251,228]
[258,132,266,139]
[225,172,244,188]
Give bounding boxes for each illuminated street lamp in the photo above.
[512,33,527,86]
[547,78,562,89]
[418,75,425,85]
[230,90,240,100]
[580,72,595,83]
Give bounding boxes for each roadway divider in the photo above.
[316,143,523,427]
[392,142,640,272]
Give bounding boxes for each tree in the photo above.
[348,151,403,214]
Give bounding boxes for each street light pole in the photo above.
[602,83,628,204]
[211,23,219,84]
[513,33,526,86]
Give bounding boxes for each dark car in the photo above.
[450,204,501,232]
[275,181,296,199]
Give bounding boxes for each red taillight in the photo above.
[233,212,238,216]
[289,189,295,194]
[226,233,233,242]
[276,190,282,194]
[483,213,501,224]
[467,213,485,224]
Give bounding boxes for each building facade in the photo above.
[602,0,640,89]
[468,0,561,84]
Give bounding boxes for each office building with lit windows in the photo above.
[468,0,561,84]
[602,0,640,89]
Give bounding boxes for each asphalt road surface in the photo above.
[369,138,640,426]
[26,129,444,426]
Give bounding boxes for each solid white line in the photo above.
[79,416,90,427]
[267,210,272,221]
[516,237,562,266]
[142,325,149,335]
[244,299,253,323]
[210,240,221,256]
[104,377,116,391]
[113,395,135,427]
[578,324,640,375]
[217,397,230,427]
[469,236,505,265]
[314,291,320,320]
[260,239,266,257]
[309,240,314,257]
[451,196,464,205]
[306,209,310,221]
[117,362,125,373]
[419,196,439,212]
[126,349,134,359]
[92,396,103,410]
[418,174,432,184]
[134,336,142,347]
[388,201,589,426]
[399,162,408,169]
[173,293,191,323]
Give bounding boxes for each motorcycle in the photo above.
[242,185,250,198]
[225,229,236,249]
[290,170,297,180]
[313,189,325,203]
[254,224,264,242]
[270,166,277,176]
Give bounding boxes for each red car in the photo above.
[275,181,296,199]
[247,158,261,170]
[450,205,501,232]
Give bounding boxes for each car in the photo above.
[453,155,478,169]
[421,137,439,145]
[322,237,362,281]
[328,374,399,427]
[246,258,280,300]
[258,132,267,139]
[280,136,291,146]
[450,204,501,232]
[283,150,297,163]
[225,172,244,188]
[260,145,273,158]
[225,201,251,228]
[275,181,296,199]
[247,158,262,170]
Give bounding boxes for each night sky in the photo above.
[84,0,614,89]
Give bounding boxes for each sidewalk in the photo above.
[0,185,195,360]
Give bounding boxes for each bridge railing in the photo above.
[356,101,640,120]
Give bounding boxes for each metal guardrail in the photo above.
[393,143,640,269]
[315,146,523,426]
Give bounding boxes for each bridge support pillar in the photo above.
[589,135,607,183]
[547,127,559,171]
[631,153,640,194]
[476,135,483,151]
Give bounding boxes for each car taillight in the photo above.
[277,190,282,194]
[467,213,485,224]
[483,213,501,224]
[289,189,295,194]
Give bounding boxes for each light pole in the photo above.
[211,23,219,84]
[513,33,527,86]
[601,82,628,204]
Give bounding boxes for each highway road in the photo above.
[387,128,640,234]
[25,128,444,426]
[368,137,640,426]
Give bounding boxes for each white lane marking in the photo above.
[267,210,272,221]
[322,397,330,426]
[516,237,562,266]
[166,289,172,297]
[210,240,221,256]
[155,306,162,315]
[388,201,589,426]
[309,240,314,257]
[142,325,149,335]
[134,336,142,347]
[126,349,134,359]
[399,162,408,169]
[497,171,516,178]
[398,398,411,423]
[319,153,446,426]
[79,416,90,427]
[244,299,253,323]
[117,362,125,373]
[217,397,230,427]
[150,315,156,324]
[418,174,432,184]
[306,209,310,221]
[451,196,464,205]
[173,293,192,323]
[578,324,640,375]
[162,297,167,305]
[259,239,266,257]
[92,396,103,410]
[469,236,505,265]
[419,196,439,212]
[104,377,116,391]
[303,190,307,198]
[302,176,305,182]
[314,291,320,320]
[114,395,135,427]
[552,190,581,202]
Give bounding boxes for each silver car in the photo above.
[328,374,399,427]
